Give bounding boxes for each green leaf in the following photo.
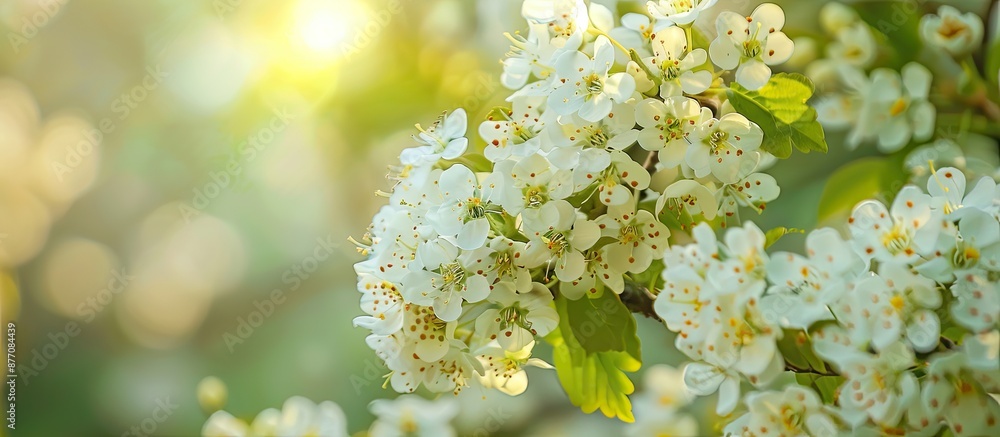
[986,38,1000,88]
[548,295,641,422]
[778,331,811,371]
[813,376,845,404]
[726,73,828,159]
[561,291,641,357]
[764,227,805,249]
[628,49,660,87]
[816,157,908,224]
[793,373,842,405]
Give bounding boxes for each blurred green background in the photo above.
[0,0,995,436]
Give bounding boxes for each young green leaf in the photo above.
[548,295,641,422]
[764,227,805,249]
[727,73,828,159]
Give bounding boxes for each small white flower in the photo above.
[710,3,795,90]
[849,186,941,265]
[369,395,458,437]
[522,0,589,48]
[713,221,769,298]
[475,340,553,396]
[645,26,712,97]
[826,22,877,69]
[474,283,558,351]
[926,167,1000,219]
[717,171,780,218]
[353,273,405,336]
[596,193,670,273]
[547,101,639,175]
[687,113,764,184]
[836,342,919,427]
[400,109,469,165]
[609,13,662,60]
[561,246,626,299]
[202,397,348,437]
[521,200,601,281]
[761,227,862,329]
[629,364,698,437]
[646,0,718,26]
[426,164,502,250]
[402,239,491,322]
[573,150,650,206]
[549,35,636,122]
[655,263,716,352]
[916,208,1000,283]
[202,411,249,437]
[819,2,858,35]
[920,5,985,57]
[501,23,559,90]
[921,351,1000,436]
[480,97,548,162]
[494,154,574,226]
[869,264,942,352]
[854,63,936,152]
[725,386,839,437]
[656,179,719,221]
[389,345,482,394]
[948,274,1000,334]
[636,97,711,168]
[682,360,743,415]
[485,236,533,293]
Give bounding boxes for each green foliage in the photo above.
[777,330,828,374]
[796,373,846,405]
[764,227,805,249]
[547,292,642,422]
[727,73,828,159]
[817,157,908,224]
[563,290,641,354]
[989,43,1000,88]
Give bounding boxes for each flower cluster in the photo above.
[353,0,796,399]
[806,3,937,153]
[201,395,457,437]
[653,168,1000,435]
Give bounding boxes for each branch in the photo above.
[784,362,838,377]
[620,281,661,322]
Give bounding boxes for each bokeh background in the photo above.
[0,0,996,436]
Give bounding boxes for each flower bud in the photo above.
[920,5,984,57]
[197,376,229,413]
[820,3,858,35]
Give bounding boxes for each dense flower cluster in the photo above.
[353,0,792,398]
[349,0,1000,434]
[651,168,1000,435]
